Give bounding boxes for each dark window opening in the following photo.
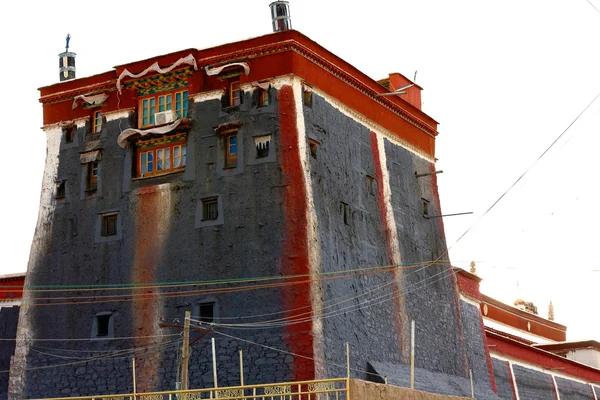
[309,139,319,159]
[258,89,269,107]
[341,202,349,225]
[366,175,376,196]
[303,90,313,107]
[56,180,66,199]
[96,314,111,337]
[422,199,430,217]
[255,135,271,158]
[64,126,74,143]
[101,214,118,236]
[202,198,219,221]
[199,302,215,323]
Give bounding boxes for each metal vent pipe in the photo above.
[270,1,292,32]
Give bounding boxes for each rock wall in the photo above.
[0,306,19,399]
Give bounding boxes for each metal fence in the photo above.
[35,378,349,400]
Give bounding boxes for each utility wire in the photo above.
[0,333,180,342]
[0,261,446,292]
[586,0,600,15]
[0,338,182,375]
[450,89,600,248]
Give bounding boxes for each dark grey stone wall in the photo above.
[303,92,401,380]
[0,306,19,400]
[303,92,468,386]
[594,385,600,398]
[491,358,516,400]
[555,376,594,400]
[460,302,492,388]
[512,364,555,400]
[383,139,464,377]
[20,88,298,398]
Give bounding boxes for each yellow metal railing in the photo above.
[35,377,349,400]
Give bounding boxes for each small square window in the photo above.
[96,314,111,336]
[202,198,219,221]
[255,135,271,159]
[309,139,319,159]
[92,111,103,134]
[199,302,215,323]
[87,161,98,191]
[56,180,66,199]
[64,126,74,143]
[101,214,118,236]
[92,312,113,338]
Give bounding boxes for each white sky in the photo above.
[1,0,599,341]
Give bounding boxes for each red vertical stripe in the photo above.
[278,85,315,381]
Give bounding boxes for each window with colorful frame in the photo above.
[224,130,238,168]
[135,133,187,178]
[139,90,188,128]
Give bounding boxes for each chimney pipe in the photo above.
[269,1,292,32]
[58,34,76,82]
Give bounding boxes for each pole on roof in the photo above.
[239,348,244,386]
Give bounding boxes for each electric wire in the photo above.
[30,339,180,360]
[0,260,448,292]
[585,0,600,15]
[0,338,183,375]
[0,333,180,342]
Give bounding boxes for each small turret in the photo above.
[58,34,76,81]
[548,301,555,321]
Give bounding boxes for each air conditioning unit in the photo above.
[154,110,177,126]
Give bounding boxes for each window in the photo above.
[341,202,349,225]
[366,175,376,196]
[422,199,430,217]
[101,214,118,236]
[135,135,187,178]
[303,89,313,107]
[309,139,319,159]
[230,80,241,107]
[225,132,238,168]
[92,312,114,339]
[87,161,98,190]
[255,135,271,158]
[56,180,66,199]
[96,314,111,336]
[64,126,74,143]
[139,90,188,128]
[258,89,269,107]
[198,302,215,323]
[92,111,103,133]
[202,197,219,221]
